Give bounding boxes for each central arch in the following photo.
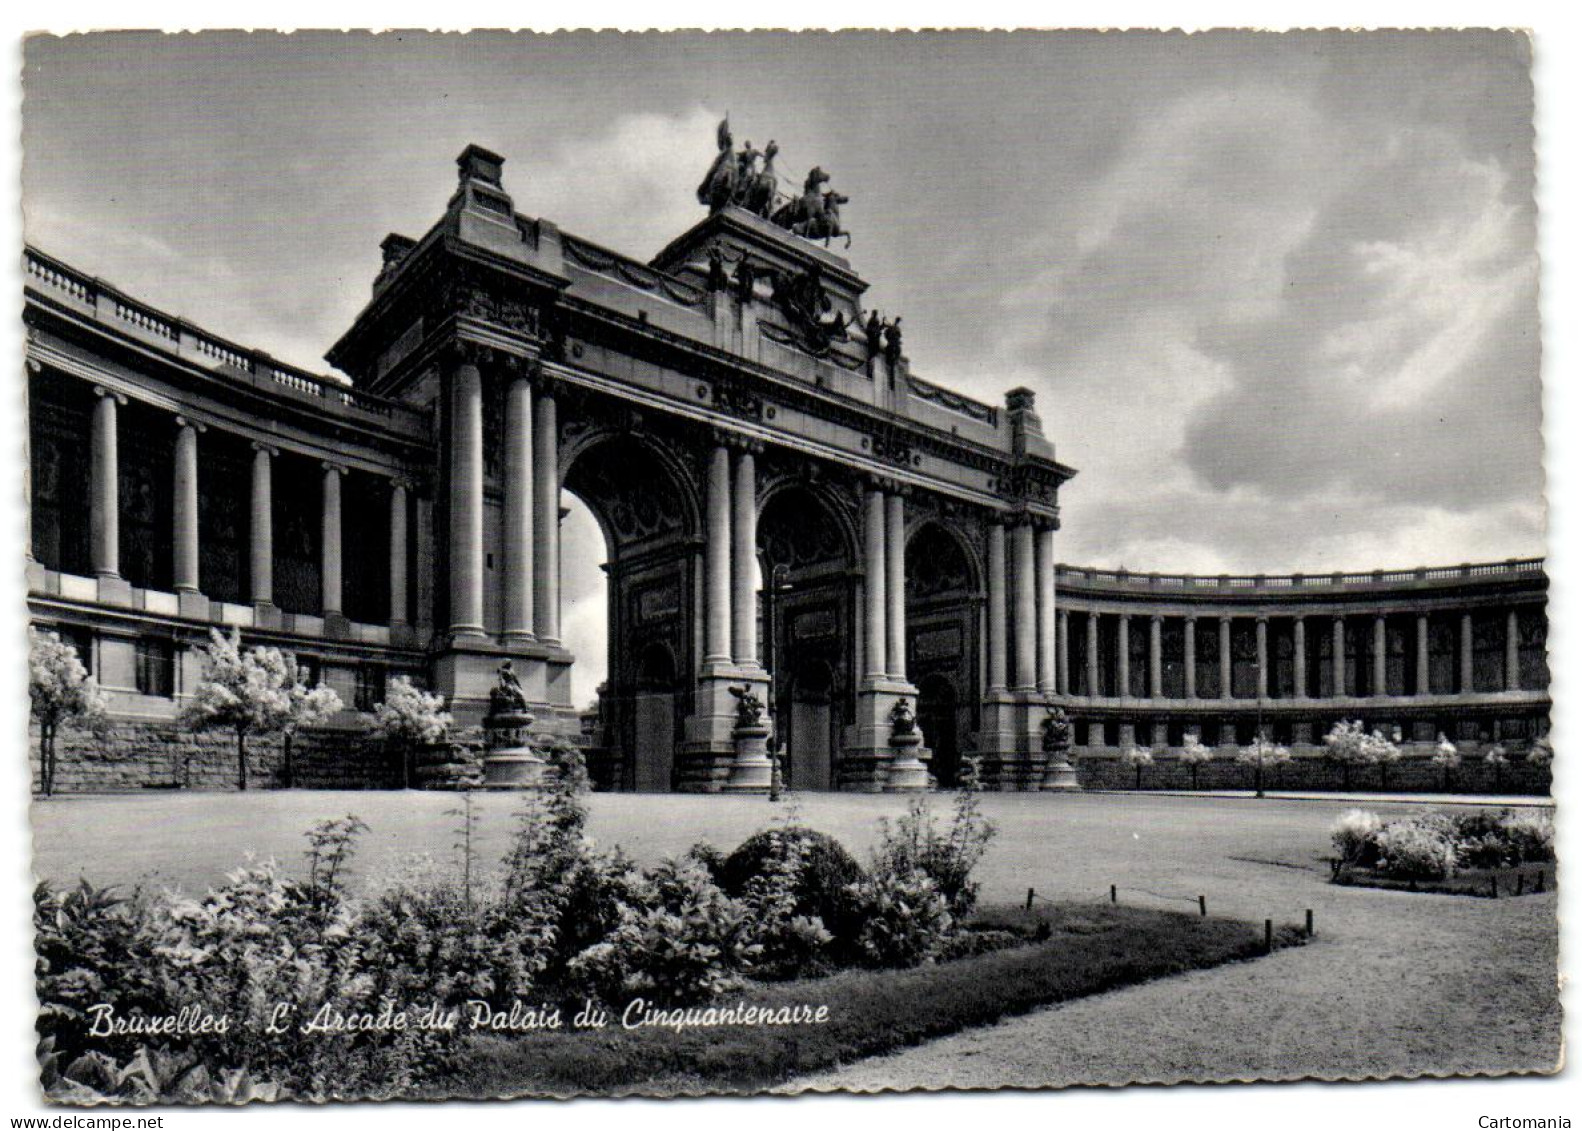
[560,431,700,791]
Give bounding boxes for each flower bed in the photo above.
[433,902,1307,1098]
[1329,807,1555,896]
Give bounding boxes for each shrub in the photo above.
[1373,819,1458,880]
[719,827,865,950]
[1330,808,1384,867]
[565,856,755,1006]
[867,777,997,919]
[734,829,836,979]
[846,868,954,968]
[356,869,556,1007]
[1498,810,1555,864]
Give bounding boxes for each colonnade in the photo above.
[1058,608,1531,701]
[84,384,413,627]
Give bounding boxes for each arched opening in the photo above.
[905,521,980,780]
[561,433,697,791]
[758,484,856,790]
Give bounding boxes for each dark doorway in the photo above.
[917,672,961,787]
[787,657,835,791]
[631,642,677,792]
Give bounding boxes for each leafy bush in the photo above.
[734,830,836,978]
[1373,819,1458,880]
[867,774,996,919]
[565,856,755,1006]
[719,827,865,951]
[357,867,556,1007]
[1330,808,1384,867]
[1496,810,1555,864]
[847,868,954,968]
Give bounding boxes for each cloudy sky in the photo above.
[22,32,1541,703]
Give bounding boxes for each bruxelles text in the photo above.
[85,999,832,1038]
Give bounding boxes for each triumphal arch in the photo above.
[325,138,1073,792]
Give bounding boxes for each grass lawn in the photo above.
[431,904,1305,1098]
[32,790,1562,1089]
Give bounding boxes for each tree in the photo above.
[1178,733,1214,790]
[1362,728,1402,791]
[28,627,109,797]
[1119,743,1154,790]
[1430,733,1461,793]
[279,666,343,788]
[180,628,299,791]
[1322,719,1368,790]
[372,676,453,789]
[1237,735,1292,798]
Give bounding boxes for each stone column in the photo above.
[1372,615,1388,696]
[1184,617,1197,699]
[730,446,758,666]
[885,491,906,679]
[1012,521,1037,690]
[1056,609,1071,696]
[502,375,534,644]
[704,443,732,665]
[250,443,274,608]
[172,417,200,594]
[1148,614,1163,699]
[1086,612,1100,697]
[449,361,486,636]
[414,494,434,629]
[1293,617,1308,700]
[1036,525,1057,694]
[1219,616,1233,700]
[986,521,1007,692]
[1117,614,1131,699]
[389,480,409,626]
[1255,617,1269,699]
[1460,612,1474,693]
[864,485,887,679]
[1333,616,1347,697]
[1506,609,1521,691]
[321,463,344,618]
[1416,614,1431,695]
[532,384,560,644]
[90,387,122,579]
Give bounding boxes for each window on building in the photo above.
[135,638,175,698]
[355,664,387,714]
[51,624,94,676]
[296,655,322,688]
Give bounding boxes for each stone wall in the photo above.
[31,721,404,794]
[1074,746,1552,795]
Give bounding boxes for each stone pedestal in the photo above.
[481,708,548,790]
[884,730,930,792]
[1040,749,1080,790]
[724,722,773,793]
